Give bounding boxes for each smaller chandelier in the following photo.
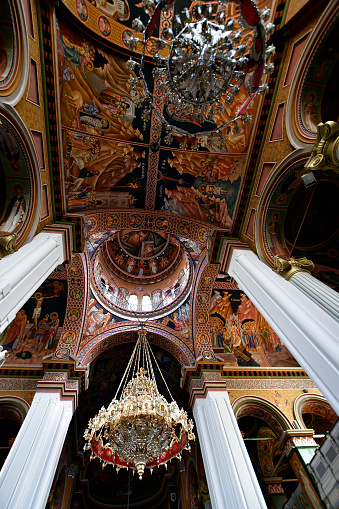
[83,329,195,480]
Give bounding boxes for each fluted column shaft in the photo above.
[0,391,73,509]
[193,390,267,509]
[228,249,339,414]
[291,271,339,322]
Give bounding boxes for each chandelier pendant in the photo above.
[83,329,195,480]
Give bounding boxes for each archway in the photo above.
[294,394,337,445]
[73,341,190,508]
[233,397,294,504]
[0,396,29,467]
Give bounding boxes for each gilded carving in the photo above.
[0,232,17,259]
[304,121,339,174]
[273,256,314,281]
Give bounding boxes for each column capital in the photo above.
[37,371,79,412]
[276,430,317,458]
[304,120,339,174]
[0,232,17,260]
[188,371,227,408]
[273,255,314,281]
[265,481,285,495]
[42,223,73,262]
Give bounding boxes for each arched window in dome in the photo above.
[142,295,152,312]
[128,294,138,311]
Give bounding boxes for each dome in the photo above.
[90,230,193,320]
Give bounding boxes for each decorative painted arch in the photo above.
[76,322,195,367]
[0,105,41,247]
[294,393,338,430]
[286,0,339,148]
[233,396,293,436]
[0,0,29,104]
[84,210,212,250]
[255,148,311,266]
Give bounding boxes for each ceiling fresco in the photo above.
[91,229,193,319]
[0,0,307,372]
[56,3,268,231]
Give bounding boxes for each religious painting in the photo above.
[57,15,152,213]
[0,278,68,365]
[157,299,190,340]
[0,117,31,238]
[72,0,149,27]
[63,131,148,212]
[119,230,167,259]
[156,149,246,229]
[209,288,298,368]
[57,17,146,142]
[81,293,119,344]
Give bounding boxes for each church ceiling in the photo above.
[56,0,274,232]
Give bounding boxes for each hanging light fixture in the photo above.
[126,0,275,149]
[83,328,195,480]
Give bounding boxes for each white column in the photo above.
[0,231,65,332]
[228,249,339,414]
[0,391,73,509]
[290,271,339,322]
[193,390,267,509]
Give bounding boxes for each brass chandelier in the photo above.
[126,0,275,149]
[83,329,195,480]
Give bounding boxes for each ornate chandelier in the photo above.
[126,0,275,149]
[83,329,195,480]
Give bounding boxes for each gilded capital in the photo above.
[273,256,314,281]
[304,121,339,174]
[0,232,17,260]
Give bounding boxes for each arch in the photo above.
[294,393,337,430]
[0,105,41,247]
[233,395,293,435]
[286,0,339,148]
[255,149,311,265]
[84,210,213,249]
[0,395,30,421]
[0,396,29,466]
[76,322,195,367]
[0,0,29,105]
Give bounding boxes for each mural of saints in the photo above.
[57,18,144,141]
[156,150,246,229]
[0,279,67,365]
[64,132,147,212]
[209,288,298,368]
